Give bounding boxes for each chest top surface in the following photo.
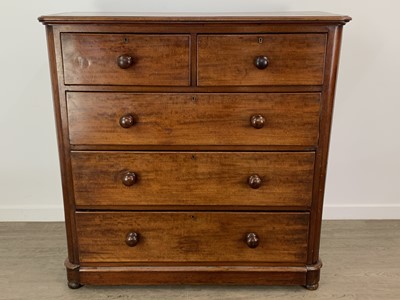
[38,12,351,24]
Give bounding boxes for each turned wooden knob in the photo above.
[255,56,268,69]
[117,55,134,69]
[250,115,265,129]
[125,232,139,247]
[122,172,137,186]
[246,233,259,248]
[119,114,135,128]
[248,174,262,189]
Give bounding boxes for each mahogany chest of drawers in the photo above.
[39,12,350,290]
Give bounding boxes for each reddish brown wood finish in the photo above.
[76,212,309,264]
[61,34,191,86]
[71,151,315,208]
[78,266,307,286]
[44,26,80,266]
[197,34,326,86]
[39,13,350,289]
[308,26,346,266]
[67,92,321,146]
[38,12,352,24]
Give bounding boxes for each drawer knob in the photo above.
[255,56,268,70]
[250,115,265,129]
[122,172,137,186]
[117,55,134,69]
[125,232,139,247]
[119,114,135,128]
[248,174,262,189]
[246,233,259,248]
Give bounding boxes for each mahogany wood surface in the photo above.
[61,34,190,86]
[71,151,315,208]
[197,34,326,86]
[38,12,352,24]
[78,265,307,286]
[308,26,345,265]
[67,92,321,146]
[39,13,350,289]
[75,212,309,264]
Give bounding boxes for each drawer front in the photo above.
[197,34,326,86]
[61,34,190,86]
[67,92,320,146]
[71,152,314,208]
[76,212,310,264]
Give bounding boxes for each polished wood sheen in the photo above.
[39,12,350,289]
[247,174,262,189]
[67,92,321,146]
[38,12,352,24]
[245,233,260,248]
[254,56,268,70]
[76,212,309,264]
[121,171,137,186]
[125,232,139,247]
[71,151,315,208]
[61,34,191,86]
[118,114,135,128]
[250,115,266,129]
[117,55,134,69]
[197,34,327,86]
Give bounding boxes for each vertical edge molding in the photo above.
[308,25,344,264]
[46,25,79,265]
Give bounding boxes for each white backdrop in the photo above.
[0,1,399,221]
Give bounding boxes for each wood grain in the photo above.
[75,212,309,264]
[67,92,321,146]
[71,151,315,208]
[39,13,350,288]
[78,266,307,286]
[61,34,190,86]
[308,26,345,265]
[38,12,352,24]
[2,220,400,298]
[198,34,326,86]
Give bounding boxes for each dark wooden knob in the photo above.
[255,56,268,69]
[119,114,135,128]
[246,233,259,248]
[250,115,265,129]
[122,172,137,186]
[125,232,139,247]
[248,174,262,189]
[117,55,134,69]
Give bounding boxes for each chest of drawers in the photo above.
[39,12,350,290]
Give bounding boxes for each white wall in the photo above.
[0,1,399,221]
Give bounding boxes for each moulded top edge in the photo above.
[38,11,352,25]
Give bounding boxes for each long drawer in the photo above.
[197,34,326,86]
[67,92,320,146]
[76,211,310,264]
[61,34,191,86]
[71,151,315,208]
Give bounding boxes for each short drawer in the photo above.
[67,92,320,146]
[76,212,310,264]
[71,151,314,208]
[197,34,326,86]
[61,34,190,86]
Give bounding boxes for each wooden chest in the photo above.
[39,12,351,290]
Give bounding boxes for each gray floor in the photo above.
[0,220,399,300]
